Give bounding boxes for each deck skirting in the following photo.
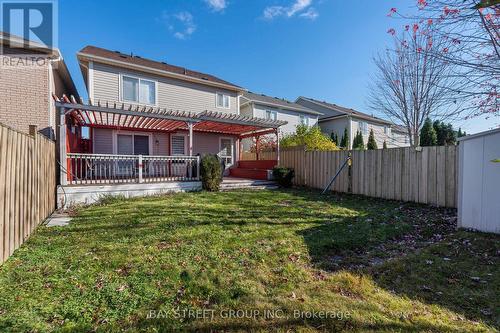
[57,181,202,209]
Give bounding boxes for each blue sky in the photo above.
[58,0,494,134]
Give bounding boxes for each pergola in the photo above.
[54,95,286,184]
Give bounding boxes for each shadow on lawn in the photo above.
[296,190,499,329]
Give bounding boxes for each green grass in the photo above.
[0,189,498,332]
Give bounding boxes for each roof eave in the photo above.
[248,99,322,116]
[77,52,246,93]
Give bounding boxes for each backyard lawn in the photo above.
[0,189,498,332]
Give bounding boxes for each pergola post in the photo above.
[187,122,194,179]
[276,128,280,166]
[59,107,68,186]
[255,135,260,161]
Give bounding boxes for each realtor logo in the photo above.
[1,0,57,51]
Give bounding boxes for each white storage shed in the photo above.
[457,128,500,234]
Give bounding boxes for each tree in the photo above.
[280,125,338,151]
[340,128,349,149]
[330,132,339,146]
[352,130,365,150]
[420,118,437,146]
[367,129,378,150]
[388,1,499,117]
[433,120,458,145]
[368,25,463,147]
[383,141,388,149]
[457,128,467,138]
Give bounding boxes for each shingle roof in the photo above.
[78,45,243,90]
[299,96,391,124]
[242,92,322,115]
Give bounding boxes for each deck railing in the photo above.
[66,153,200,185]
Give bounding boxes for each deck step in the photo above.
[229,168,269,180]
[220,178,278,191]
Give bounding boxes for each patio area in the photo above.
[54,96,286,207]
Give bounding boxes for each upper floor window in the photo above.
[384,126,392,136]
[360,121,368,134]
[216,93,230,109]
[122,75,156,105]
[266,110,277,121]
[300,114,309,126]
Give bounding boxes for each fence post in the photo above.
[138,155,143,183]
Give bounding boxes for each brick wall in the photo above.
[0,53,50,135]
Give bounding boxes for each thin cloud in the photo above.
[263,0,318,20]
[161,11,196,40]
[204,0,227,12]
[299,7,318,20]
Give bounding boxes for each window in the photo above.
[116,133,150,155]
[266,110,277,121]
[360,122,368,134]
[219,137,234,166]
[216,93,230,109]
[300,115,309,126]
[171,135,186,155]
[384,126,392,136]
[122,75,156,105]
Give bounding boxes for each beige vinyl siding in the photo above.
[252,104,318,135]
[319,117,349,143]
[92,63,238,114]
[351,119,409,148]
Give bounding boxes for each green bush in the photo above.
[272,167,295,188]
[280,125,338,151]
[200,155,222,191]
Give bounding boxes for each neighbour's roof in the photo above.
[299,96,391,124]
[78,46,243,91]
[242,92,322,115]
[391,124,408,133]
[0,31,79,98]
[457,127,500,142]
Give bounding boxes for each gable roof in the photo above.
[0,31,79,98]
[77,45,243,92]
[298,96,391,124]
[242,92,322,115]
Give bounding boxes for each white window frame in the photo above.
[119,73,158,106]
[384,126,392,136]
[112,130,153,155]
[265,110,278,121]
[219,136,234,167]
[299,114,309,126]
[360,121,368,135]
[170,133,188,156]
[215,92,231,109]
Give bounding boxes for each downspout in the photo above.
[347,115,353,150]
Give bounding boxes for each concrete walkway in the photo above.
[45,213,72,227]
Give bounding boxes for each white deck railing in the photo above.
[66,153,200,185]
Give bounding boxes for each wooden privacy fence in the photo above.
[0,124,57,265]
[279,146,458,208]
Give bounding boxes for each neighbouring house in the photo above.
[55,46,287,207]
[239,91,322,150]
[0,32,78,138]
[296,96,410,149]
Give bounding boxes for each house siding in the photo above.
[92,62,239,114]
[351,118,408,148]
[319,117,349,144]
[251,103,318,135]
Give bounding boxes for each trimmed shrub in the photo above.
[200,155,222,191]
[367,129,378,150]
[272,167,295,188]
